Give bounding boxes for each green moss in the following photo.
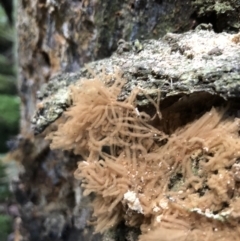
[192,0,240,31]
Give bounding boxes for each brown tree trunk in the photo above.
[14,0,239,240]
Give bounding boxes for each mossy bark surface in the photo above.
[33,28,240,134]
[15,0,240,241]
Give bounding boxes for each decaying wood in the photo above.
[15,0,240,240]
[32,27,240,134]
[18,0,196,137]
[28,26,240,241]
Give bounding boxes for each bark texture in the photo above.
[33,28,240,134]
[15,0,240,241]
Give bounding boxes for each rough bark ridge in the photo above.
[33,27,240,135]
[17,0,196,136]
[15,0,240,241]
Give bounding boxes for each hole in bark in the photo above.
[155,0,163,4]
[22,0,27,8]
[190,11,219,32]
[41,51,50,66]
[156,92,225,134]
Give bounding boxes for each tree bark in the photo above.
[15,0,240,241]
